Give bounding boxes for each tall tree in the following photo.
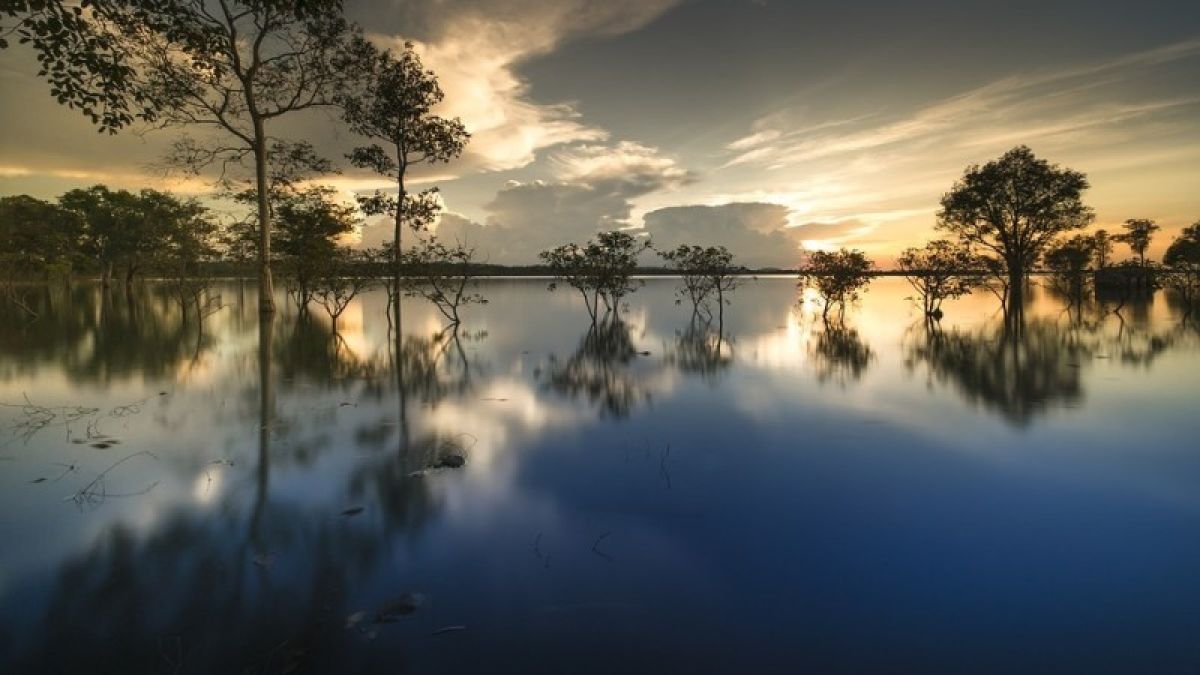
[937,146,1093,306]
[1116,218,1160,266]
[342,40,468,310]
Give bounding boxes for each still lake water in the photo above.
[1,277,1198,674]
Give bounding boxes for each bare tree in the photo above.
[403,237,487,326]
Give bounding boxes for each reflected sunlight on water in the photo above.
[1,277,1198,674]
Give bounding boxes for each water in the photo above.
[1,277,1197,674]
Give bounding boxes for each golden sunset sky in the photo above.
[2,0,1198,266]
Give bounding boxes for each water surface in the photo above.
[1,278,1198,673]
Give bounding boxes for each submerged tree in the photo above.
[799,248,874,321]
[342,40,468,307]
[1116,218,1161,266]
[402,236,487,326]
[273,186,358,314]
[658,244,743,326]
[896,239,979,319]
[313,249,374,332]
[1163,222,1200,312]
[1044,234,1097,307]
[0,194,81,279]
[937,146,1093,307]
[541,230,650,322]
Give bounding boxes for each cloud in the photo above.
[642,202,803,267]
[368,1,680,174]
[721,38,1200,171]
[426,139,693,262]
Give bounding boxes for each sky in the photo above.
[1,0,1199,267]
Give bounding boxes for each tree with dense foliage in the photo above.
[1,1,157,132]
[937,146,1093,306]
[799,248,874,321]
[57,185,134,287]
[658,244,743,325]
[1163,222,1200,310]
[342,40,468,306]
[0,194,81,278]
[541,231,651,322]
[4,2,368,313]
[1115,218,1160,266]
[273,186,358,313]
[896,239,979,319]
[1044,234,1097,303]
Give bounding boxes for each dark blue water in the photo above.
[1,278,1197,673]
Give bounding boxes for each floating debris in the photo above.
[374,593,425,623]
[340,506,365,517]
[29,477,47,484]
[432,625,467,636]
[436,454,466,469]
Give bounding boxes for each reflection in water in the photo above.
[543,314,649,418]
[808,318,874,386]
[904,313,1087,426]
[664,315,732,382]
[0,284,215,384]
[2,279,1199,673]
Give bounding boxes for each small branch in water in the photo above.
[67,450,159,507]
[591,531,613,563]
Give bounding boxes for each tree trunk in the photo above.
[254,119,275,314]
[101,260,113,289]
[394,155,407,321]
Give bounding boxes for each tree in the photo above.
[657,244,743,326]
[342,40,468,309]
[1,1,158,132]
[128,2,363,313]
[5,2,368,313]
[313,249,374,332]
[1092,229,1113,269]
[0,194,81,278]
[799,248,874,321]
[159,204,221,327]
[1044,234,1097,304]
[1116,218,1160,266]
[402,236,487,326]
[540,231,651,322]
[1163,222,1200,311]
[896,239,979,319]
[937,146,1093,306]
[272,186,358,313]
[58,185,139,288]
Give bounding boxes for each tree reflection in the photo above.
[543,314,649,418]
[808,318,874,386]
[664,315,732,382]
[0,284,209,384]
[904,310,1088,426]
